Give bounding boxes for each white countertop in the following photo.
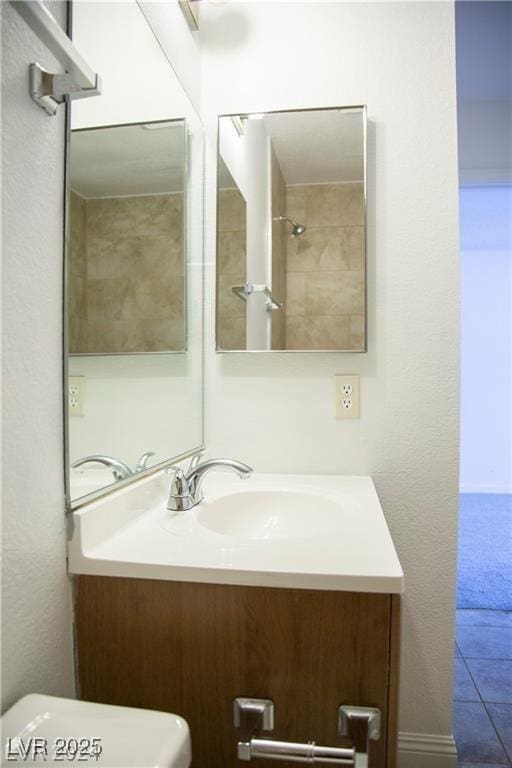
[68,470,404,594]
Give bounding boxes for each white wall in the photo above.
[68,355,200,469]
[459,185,511,494]
[1,1,75,710]
[70,0,203,488]
[201,1,459,758]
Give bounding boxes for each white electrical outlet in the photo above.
[69,376,86,416]
[335,375,360,419]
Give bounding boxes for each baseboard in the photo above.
[398,732,458,768]
[459,484,512,494]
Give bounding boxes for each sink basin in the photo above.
[69,471,404,594]
[196,489,344,540]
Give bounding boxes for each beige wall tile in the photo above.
[88,235,183,282]
[217,184,247,347]
[286,272,306,316]
[79,192,185,353]
[87,193,182,239]
[306,270,365,316]
[132,276,184,321]
[69,192,87,277]
[139,318,184,352]
[87,278,135,322]
[349,314,366,350]
[286,315,351,350]
[348,226,365,270]
[287,227,352,272]
[85,319,140,353]
[218,273,247,318]
[281,183,366,350]
[218,316,246,350]
[69,192,88,352]
[218,188,247,232]
[286,185,306,224]
[270,145,287,349]
[305,183,364,227]
[69,274,87,353]
[218,230,247,275]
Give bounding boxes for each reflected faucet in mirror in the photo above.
[72,452,155,481]
[167,458,253,512]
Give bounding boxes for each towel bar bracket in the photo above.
[11,0,102,115]
[29,62,101,116]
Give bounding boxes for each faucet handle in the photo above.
[187,449,206,474]
[135,451,156,473]
[167,466,194,513]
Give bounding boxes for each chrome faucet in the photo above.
[134,451,156,473]
[71,451,156,482]
[71,455,134,481]
[167,458,253,512]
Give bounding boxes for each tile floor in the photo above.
[455,609,512,766]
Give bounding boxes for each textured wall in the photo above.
[201,0,459,753]
[1,1,75,710]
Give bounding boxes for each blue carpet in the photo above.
[457,494,512,610]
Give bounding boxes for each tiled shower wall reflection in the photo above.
[217,187,247,349]
[69,191,184,354]
[285,183,365,350]
[270,146,287,349]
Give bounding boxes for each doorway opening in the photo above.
[453,3,512,765]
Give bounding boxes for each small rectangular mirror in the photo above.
[69,120,186,354]
[216,106,367,352]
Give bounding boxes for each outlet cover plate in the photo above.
[335,375,360,419]
[69,376,86,417]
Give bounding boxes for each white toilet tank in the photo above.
[1,694,192,768]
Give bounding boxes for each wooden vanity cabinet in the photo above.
[75,577,400,768]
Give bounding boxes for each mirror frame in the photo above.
[63,114,204,512]
[215,104,367,354]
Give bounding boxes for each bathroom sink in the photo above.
[196,489,344,540]
[68,471,404,593]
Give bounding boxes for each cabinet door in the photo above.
[76,577,398,768]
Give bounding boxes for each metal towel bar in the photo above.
[11,0,101,115]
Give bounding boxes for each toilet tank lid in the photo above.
[1,694,191,768]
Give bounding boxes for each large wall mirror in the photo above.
[65,0,204,507]
[216,106,367,352]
